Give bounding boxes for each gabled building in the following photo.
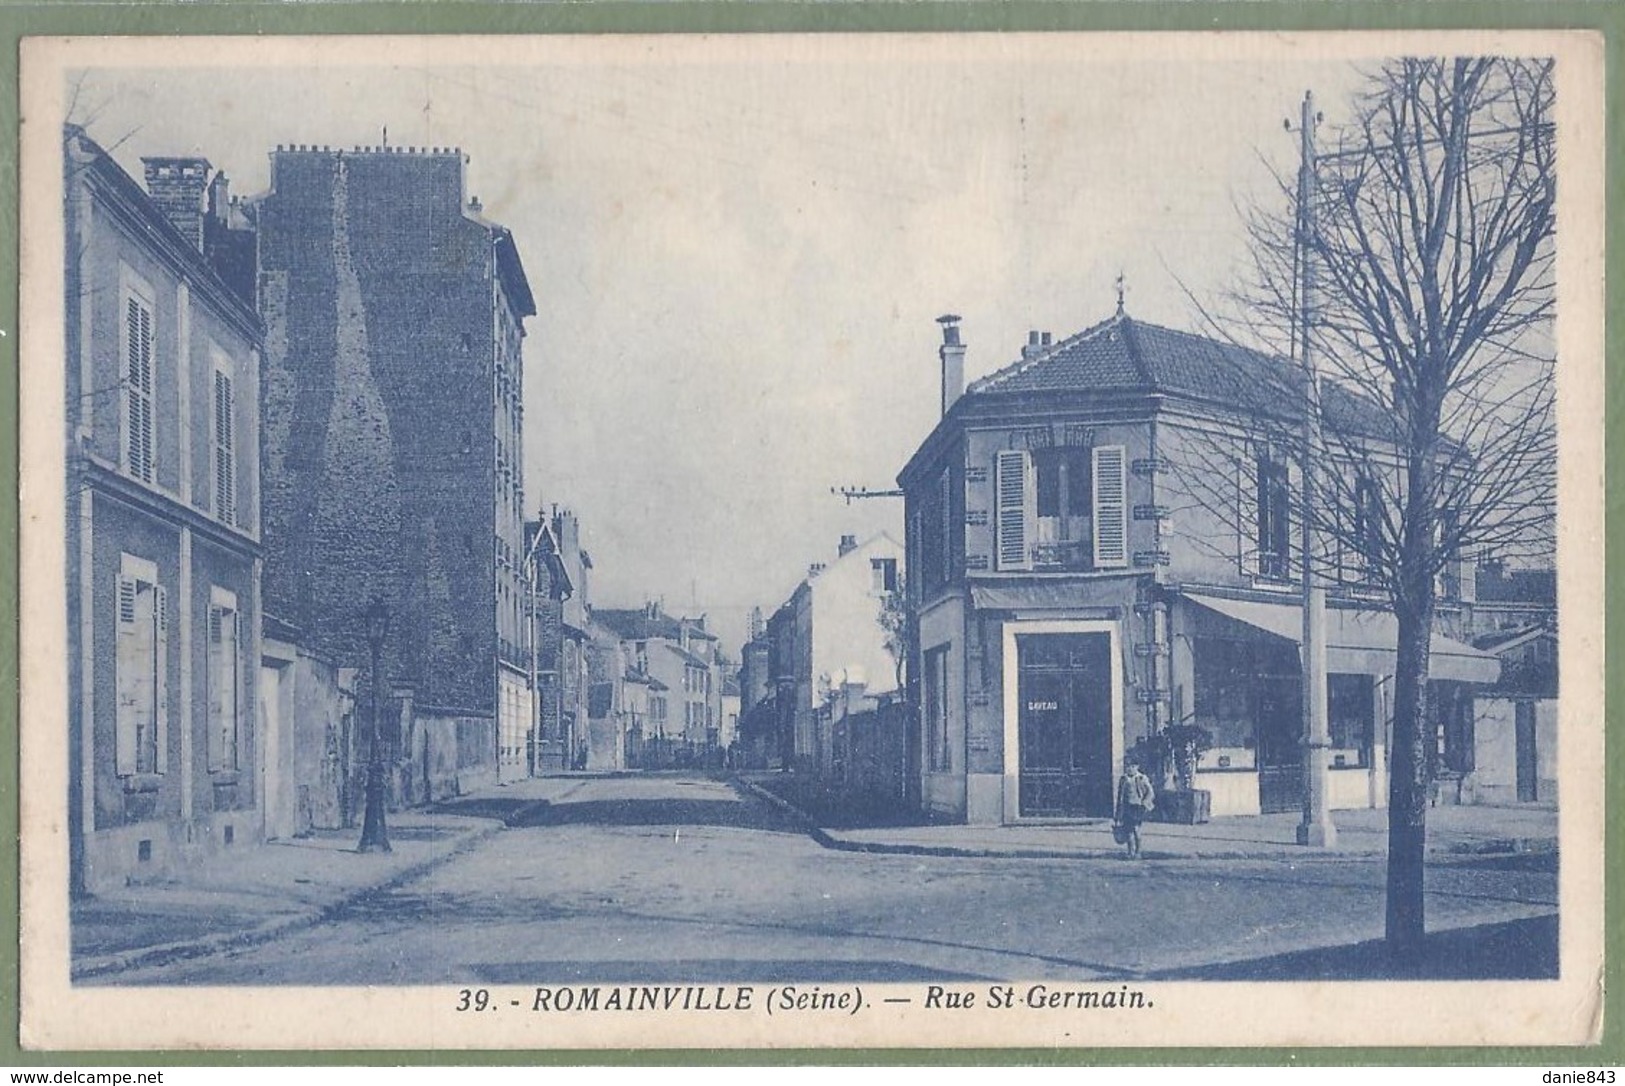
[64,128,264,892]
[897,309,1499,824]
[766,533,905,776]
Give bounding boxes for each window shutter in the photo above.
[207,606,224,771]
[1091,445,1129,568]
[1286,459,1303,583]
[229,609,241,769]
[115,576,139,776]
[154,585,169,774]
[994,450,1033,571]
[125,297,155,484]
[1237,447,1260,577]
[214,370,236,524]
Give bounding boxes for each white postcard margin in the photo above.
[16,29,1608,1051]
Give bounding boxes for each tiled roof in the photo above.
[666,643,709,669]
[592,608,684,642]
[968,312,1400,442]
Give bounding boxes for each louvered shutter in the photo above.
[214,370,236,524]
[207,606,224,771]
[153,585,168,774]
[228,610,241,769]
[115,577,139,775]
[1237,446,1260,577]
[1091,445,1129,569]
[994,450,1033,571]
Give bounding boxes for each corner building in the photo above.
[898,310,1497,825]
[255,144,536,796]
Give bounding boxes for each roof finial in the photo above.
[381,125,389,148]
[1115,271,1126,316]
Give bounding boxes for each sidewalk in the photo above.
[739,776,1558,862]
[71,808,504,981]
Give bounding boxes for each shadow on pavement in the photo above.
[1148,913,1558,980]
[466,958,992,984]
[745,774,935,830]
[511,797,804,832]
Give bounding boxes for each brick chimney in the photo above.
[937,314,965,417]
[837,534,858,557]
[142,156,212,250]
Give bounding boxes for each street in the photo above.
[92,773,1559,986]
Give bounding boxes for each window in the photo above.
[1328,674,1374,768]
[1350,474,1381,584]
[870,557,898,593]
[1256,454,1291,579]
[212,364,236,524]
[996,444,1127,571]
[920,468,953,588]
[1033,447,1092,568]
[122,286,156,484]
[923,644,950,772]
[207,591,241,772]
[115,558,167,776]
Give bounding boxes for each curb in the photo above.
[72,815,505,981]
[734,778,1555,864]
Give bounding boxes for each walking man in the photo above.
[1115,757,1156,859]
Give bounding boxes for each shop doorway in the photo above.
[1256,676,1304,814]
[1016,633,1114,817]
[1515,700,1539,802]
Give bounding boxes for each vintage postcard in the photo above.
[17,29,1606,1051]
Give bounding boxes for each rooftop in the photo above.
[967,311,1398,441]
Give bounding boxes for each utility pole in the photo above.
[1294,90,1337,848]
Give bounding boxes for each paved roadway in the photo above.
[102,772,1558,985]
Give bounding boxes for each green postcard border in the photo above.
[0,0,1616,1068]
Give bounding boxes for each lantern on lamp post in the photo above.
[358,595,392,853]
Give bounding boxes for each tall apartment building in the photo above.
[254,143,536,795]
[64,128,264,893]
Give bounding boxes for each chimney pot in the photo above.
[1042,331,1053,346]
[838,534,858,557]
[936,314,966,417]
[1028,330,1041,346]
[141,155,213,252]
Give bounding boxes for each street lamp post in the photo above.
[358,595,392,853]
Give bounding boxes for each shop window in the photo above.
[923,644,951,772]
[1328,673,1374,768]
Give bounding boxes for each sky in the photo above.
[67,35,1369,654]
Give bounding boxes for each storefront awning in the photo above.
[1183,592,1500,685]
[969,582,1096,613]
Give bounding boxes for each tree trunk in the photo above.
[1386,434,1440,961]
[1385,593,1433,959]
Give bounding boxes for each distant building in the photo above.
[64,128,264,892]
[253,143,536,797]
[767,533,905,776]
[1466,559,1556,638]
[593,603,722,765]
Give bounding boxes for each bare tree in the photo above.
[1208,57,1555,958]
